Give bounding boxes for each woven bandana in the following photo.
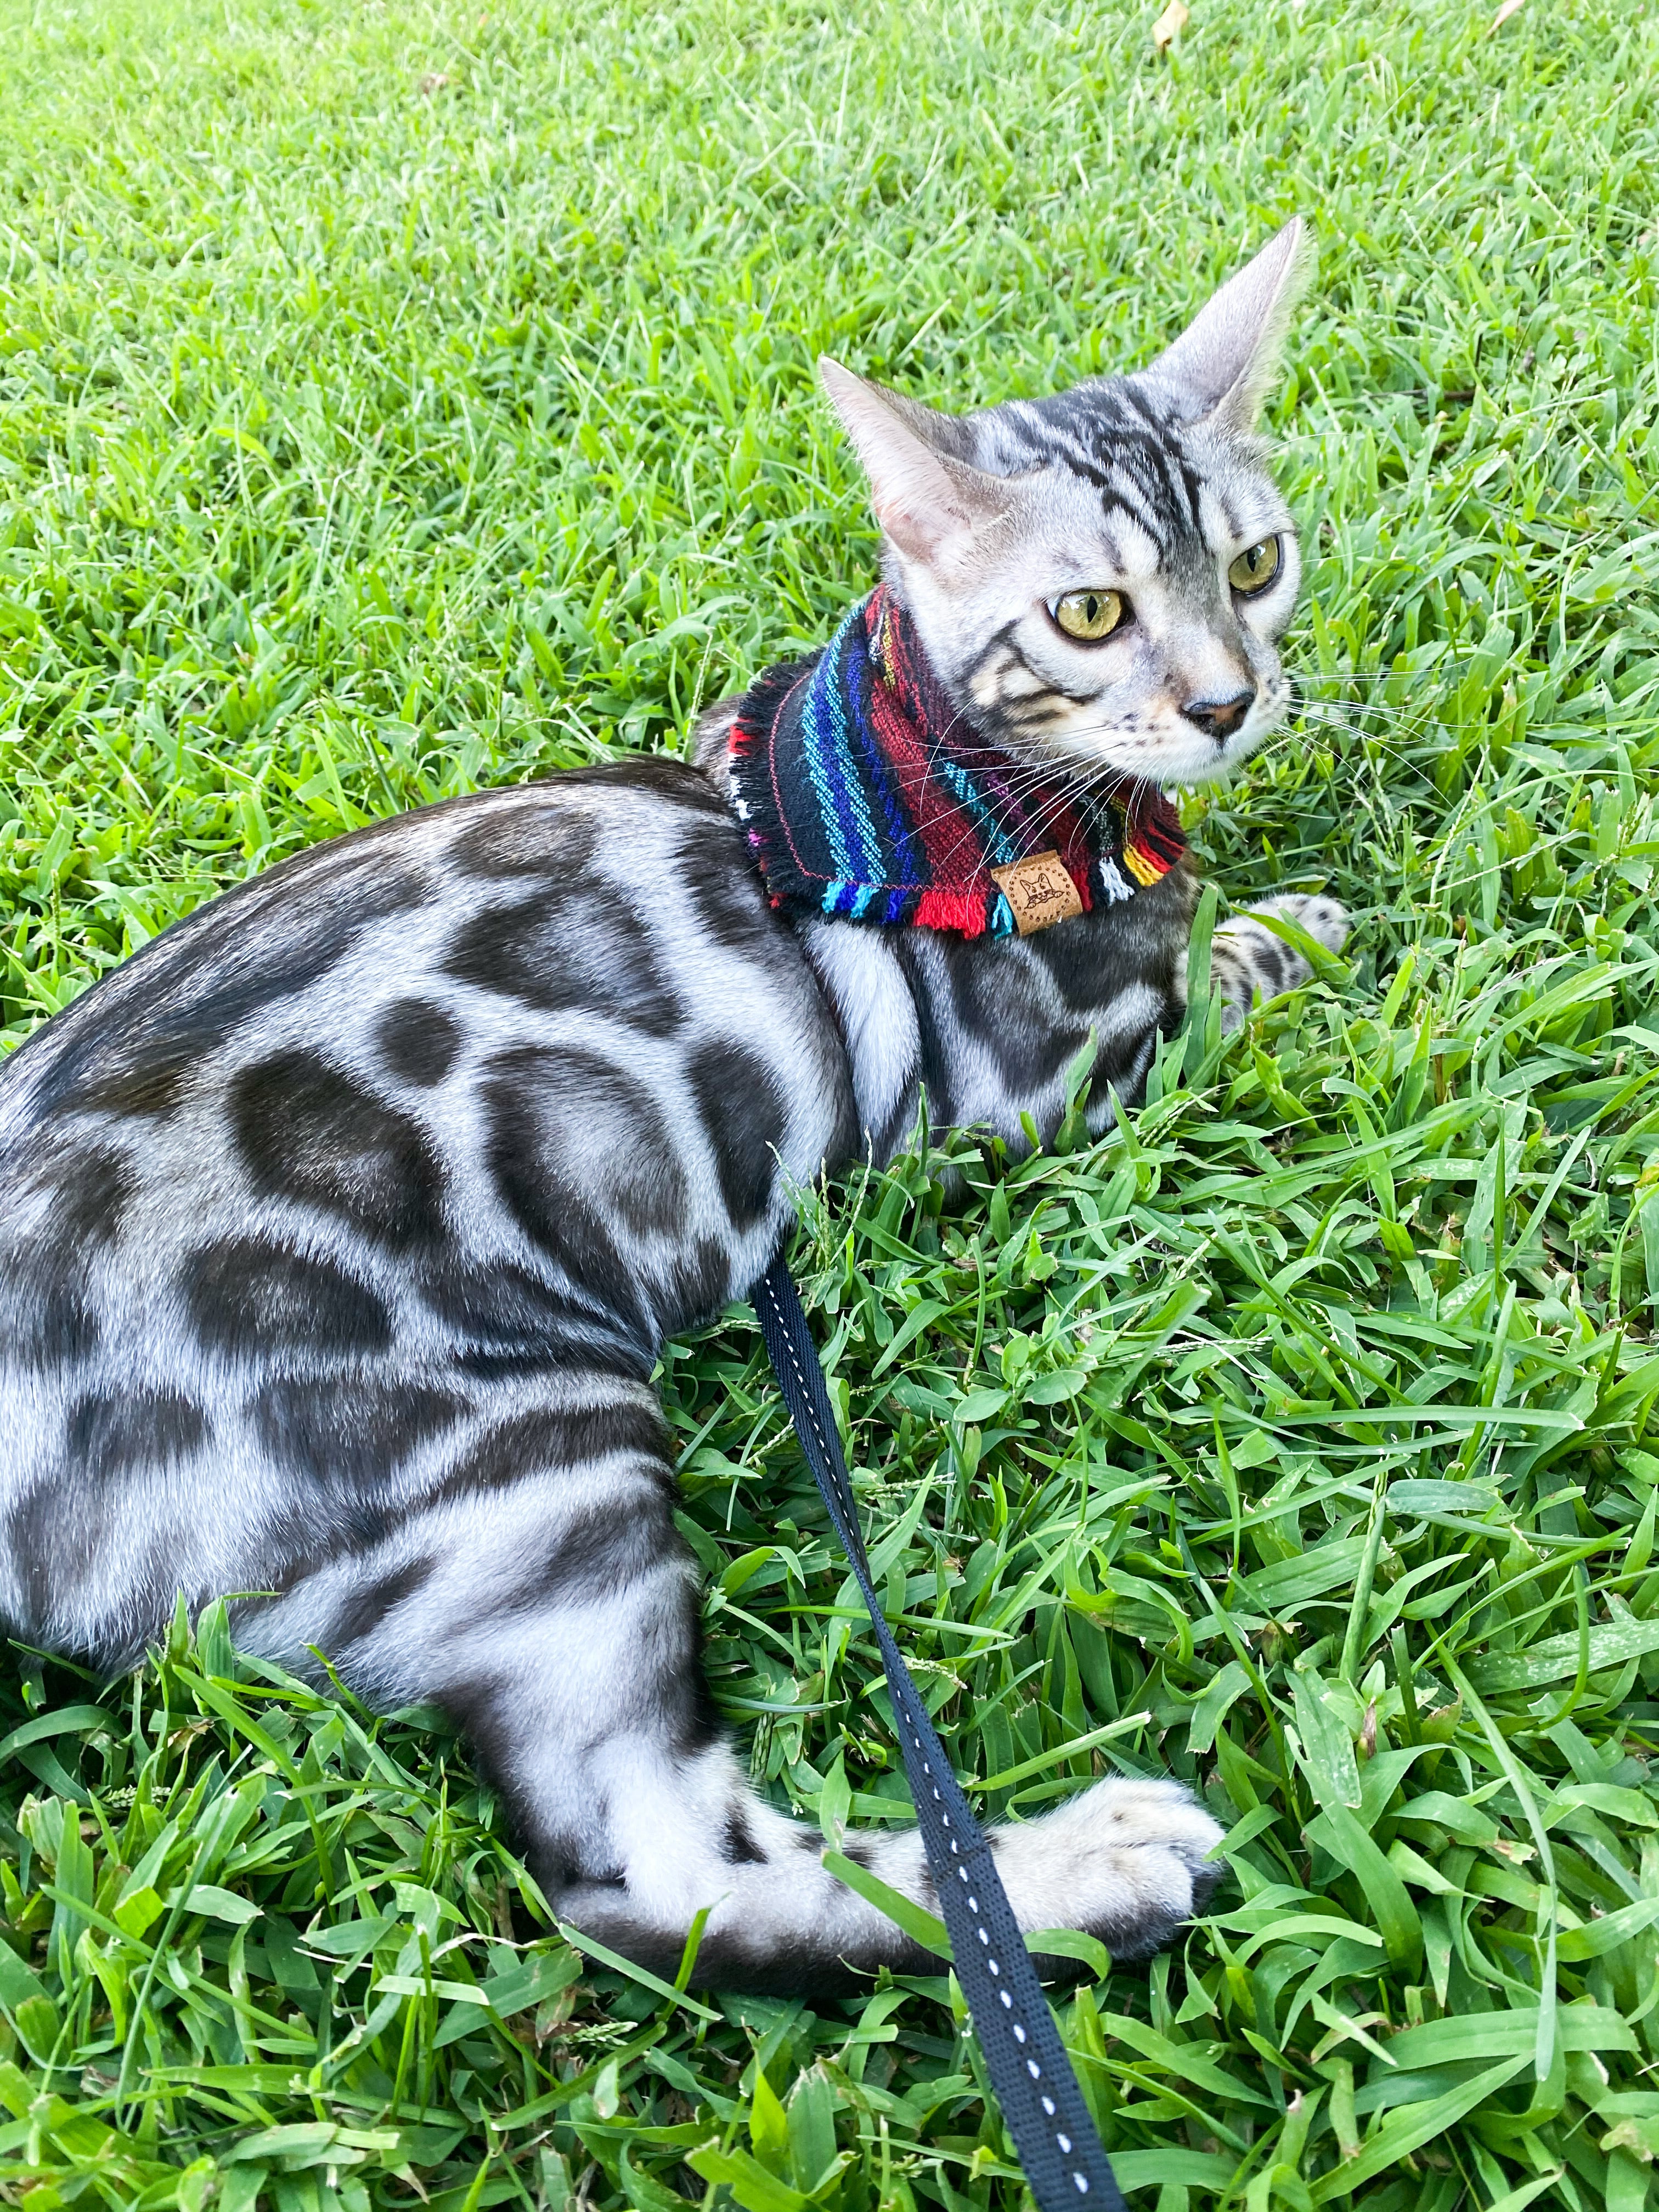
[727,586,1185,939]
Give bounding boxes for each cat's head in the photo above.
[820,219,1311,788]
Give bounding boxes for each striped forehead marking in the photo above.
[975,382,1222,558]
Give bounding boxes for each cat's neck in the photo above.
[707,586,1184,945]
[690,601,1194,1167]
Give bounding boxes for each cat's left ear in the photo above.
[1146,217,1313,433]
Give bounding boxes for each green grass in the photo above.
[1,0,1658,2205]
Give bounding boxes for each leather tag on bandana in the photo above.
[990,851,1084,936]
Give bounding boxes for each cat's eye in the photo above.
[1228,538,1281,595]
[1050,588,1127,641]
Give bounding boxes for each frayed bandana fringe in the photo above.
[728,587,1184,939]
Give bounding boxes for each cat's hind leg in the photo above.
[1210,891,1348,1035]
[558,1756,1224,1994]
[247,1406,1222,1994]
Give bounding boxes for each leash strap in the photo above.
[754,1255,1126,2212]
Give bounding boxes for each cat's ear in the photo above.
[819,359,1006,565]
[1146,218,1312,433]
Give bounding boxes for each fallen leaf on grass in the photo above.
[1491,0,1526,27]
[1152,0,1189,50]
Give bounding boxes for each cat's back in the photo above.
[0,759,786,1137]
[0,760,853,1664]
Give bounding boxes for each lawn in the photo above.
[1,0,1657,2205]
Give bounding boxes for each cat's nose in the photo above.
[1181,688,1256,741]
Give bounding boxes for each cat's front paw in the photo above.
[1256,891,1350,955]
[1210,892,1349,1032]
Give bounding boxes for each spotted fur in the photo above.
[0,225,1346,1993]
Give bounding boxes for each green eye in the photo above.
[1051,588,1127,641]
[1228,538,1281,594]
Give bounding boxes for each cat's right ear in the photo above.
[819,359,1004,567]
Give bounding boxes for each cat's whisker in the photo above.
[1290,699,1449,738]
[1291,659,1478,686]
[1291,720,1449,766]
[1294,698,1452,729]
[922,764,1097,879]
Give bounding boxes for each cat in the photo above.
[0,218,1345,1994]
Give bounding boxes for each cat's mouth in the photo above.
[1026,674,1291,791]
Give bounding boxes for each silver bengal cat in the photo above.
[0,221,1345,1991]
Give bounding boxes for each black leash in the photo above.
[754,1256,1126,2212]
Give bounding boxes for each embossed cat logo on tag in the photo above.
[989,852,1084,936]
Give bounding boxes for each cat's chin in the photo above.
[1035,723,1281,791]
